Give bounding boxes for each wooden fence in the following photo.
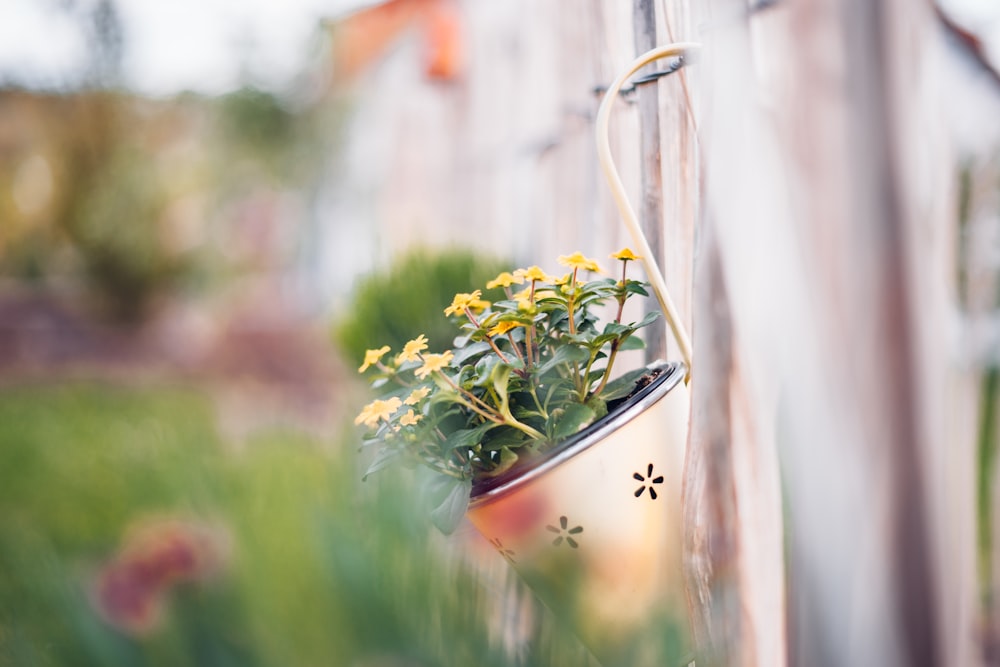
[323,0,1000,664]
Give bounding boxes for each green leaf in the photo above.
[472,354,500,388]
[602,322,631,336]
[536,345,590,375]
[598,367,649,401]
[441,422,496,453]
[362,446,402,480]
[618,334,646,351]
[589,333,619,350]
[480,427,531,451]
[428,476,473,534]
[580,277,617,293]
[624,280,650,296]
[491,363,513,415]
[632,310,661,329]
[493,447,519,475]
[451,340,491,366]
[429,387,462,405]
[586,395,609,420]
[549,403,596,440]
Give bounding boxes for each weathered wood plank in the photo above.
[633,0,667,362]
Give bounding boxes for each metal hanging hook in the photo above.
[595,42,700,377]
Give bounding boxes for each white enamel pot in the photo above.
[466,361,690,665]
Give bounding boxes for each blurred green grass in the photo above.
[0,382,592,666]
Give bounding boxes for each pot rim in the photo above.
[468,359,687,507]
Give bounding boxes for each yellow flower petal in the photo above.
[611,247,642,261]
[514,266,557,283]
[358,345,391,373]
[558,251,602,273]
[486,271,524,289]
[404,387,431,405]
[354,405,375,426]
[415,351,455,379]
[511,286,532,301]
[444,291,483,317]
[468,298,490,312]
[399,410,422,426]
[354,397,402,427]
[397,334,429,363]
[487,321,522,337]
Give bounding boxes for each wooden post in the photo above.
[633,0,668,362]
[689,0,953,663]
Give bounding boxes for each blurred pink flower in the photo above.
[92,518,229,636]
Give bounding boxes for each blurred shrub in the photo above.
[0,384,594,666]
[334,247,509,367]
[69,146,188,322]
[215,87,302,184]
[0,83,329,324]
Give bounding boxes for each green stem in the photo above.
[528,384,548,420]
[466,307,513,365]
[377,361,414,388]
[507,332,526,366]
[579,350,599,402]
[505,417,545,441]
[589,340,621,400]
[490,383,545,440]
[458,398,505,425]
[567,268,578,335]
[572,361,583,397]
[437,372,504,423]
[418,443,465,479]
[977,366,999,605]
[526,281,538,368]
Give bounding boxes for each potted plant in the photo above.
[355,40,699,666]
[355,250,691,665]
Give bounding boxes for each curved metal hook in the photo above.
[595,42,700,376]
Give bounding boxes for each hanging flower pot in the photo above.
[354,41,699,667]
[466,359,689,665]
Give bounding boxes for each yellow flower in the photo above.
[511,286,532,301]
[469,298,490,312]
[415,350,455,379]
[611,247,642,261]
[354,397,402,427]
[514,266,557,283]
[399,410,422,426]
[397,334,429,363]
[358,345,391,373]
[488,321,522,337]
[404,387,430,405]
[553,273,572,286]
[558,251,602,273]
[486,271,524,289]
[444,290,483,317]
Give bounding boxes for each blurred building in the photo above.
[308,0,1000,316]
[309,0,654,313]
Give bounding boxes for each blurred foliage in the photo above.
[334,247,510,368]
[0,83,331,322]
[0,384,597,666]
[69,146,185,322]
[214,88,303,184]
